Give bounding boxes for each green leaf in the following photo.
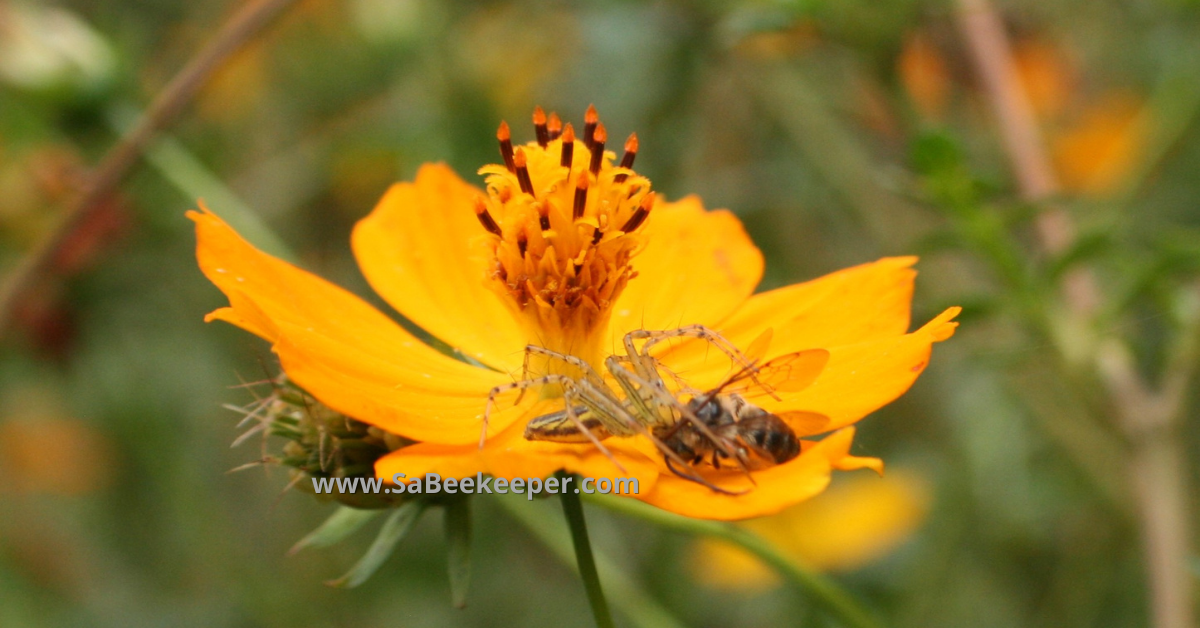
[444,498,472,608]
[289,506,380,555]
[325,501,426,588]
[910,129,964,178]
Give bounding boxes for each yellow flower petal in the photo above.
[190,206,511,442]
[352,164,529,372]
[761,307,959,431]
[657,257,919,389]
[271,326,529,445]
[606,196,763,347]
[636,427,872,520]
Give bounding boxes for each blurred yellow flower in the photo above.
[0,394,113,496]
[898,32,951,120]
[1013,39,1075,120]
[691,470,932,590]
[1052,94,1147,195]
[193,106,958,519]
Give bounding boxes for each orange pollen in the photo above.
[547,112,563,139]
[474,106,656,353]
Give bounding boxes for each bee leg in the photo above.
[664,456,749,496]
[712,451,721,469]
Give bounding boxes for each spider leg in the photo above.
[559,387,627,475]
[514,345,607,404]
[481,374,577,449]
[627,325,777,397]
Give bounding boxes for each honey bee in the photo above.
[482,325,831,492]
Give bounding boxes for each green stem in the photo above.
[586,493,881,628]
[497,497,687,628]
[560,475,616,628]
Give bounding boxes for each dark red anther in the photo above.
[473,198,502,236]
[497,121,515,172]
[613,133,638,183]
[591,227,603,245]
[589,123,607,176]
[547,112,563,140]
[583,104,598,148]
[514,148,535,196]
[533,107,549,148]
[573,173,588,220]
[518,233,528,257]
[620,192,654,233]
[560,123,575,169]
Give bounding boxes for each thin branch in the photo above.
[954,0,1070,252]
[955,3,1195,627]
[0,0,302,340]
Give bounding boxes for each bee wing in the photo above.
[774,410,830,437]
[742,328,774,365]
[725,349,830,398]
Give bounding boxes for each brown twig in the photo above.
[0,0,301,340]
[954,0,1070,250]
[955,2,1195,627]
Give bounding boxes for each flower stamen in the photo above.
[547,112,563,140]
[573,172,588,220]
[583,104,598,147]
[533,106,549,147]
[613,133,638,183]
[514,148,535,196]
[473,197,502,236]
[620,192,654,233]
[561,123,575,169]
[589,123,607,175]
[474,106,656,366]
[497,121,515,172]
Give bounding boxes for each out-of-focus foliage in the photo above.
[2,0,1199,626]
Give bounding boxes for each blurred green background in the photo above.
[2,0,1199,626]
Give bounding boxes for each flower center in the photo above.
[473,106,652,366]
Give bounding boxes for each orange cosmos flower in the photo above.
[192,106,959,520]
